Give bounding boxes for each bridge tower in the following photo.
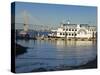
[23,10,28,32]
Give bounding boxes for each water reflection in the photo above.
[55,40,96,47]
[16,40,97,73]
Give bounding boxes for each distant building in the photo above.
[48,22,97,39]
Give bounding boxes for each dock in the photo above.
[36,37,96,41]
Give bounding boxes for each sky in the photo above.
[13,2,97,29]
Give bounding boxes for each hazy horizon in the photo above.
[12,2,97,29]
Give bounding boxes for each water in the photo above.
[16,40,97,73]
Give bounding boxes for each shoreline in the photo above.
[31,57,97,72]
[16,43,27,56]
[76,56,97,69]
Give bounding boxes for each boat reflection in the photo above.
[55,40,96,48]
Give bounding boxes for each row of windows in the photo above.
[63,29,95,32]
[63,29,77,31]
[60,33,77,36]
[89,29,95,31]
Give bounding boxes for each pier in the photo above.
[36,37,96,41]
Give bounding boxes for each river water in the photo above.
[16,40,97,73]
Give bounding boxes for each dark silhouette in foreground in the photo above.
[31,56,97,72]
[16,43,27,56]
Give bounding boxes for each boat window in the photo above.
[63,33,65,35]
[60,33,62,35]
[66,33,68,36]
[69,29,71,31]
[92,29,94,31]
[69,33,71,36]
[72,34,73,36]
[75,29,77,31]
[72,29,74,31]
[75,33,77,36]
